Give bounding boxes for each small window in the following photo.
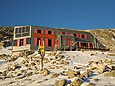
[22,27,26,32]
[13,40,17,46]
[81,43,87,47]
[73,34,76,37]
[82,35,85,38]
[38,30,41,33]
[19,39,24,46]
[62,32,65,34]
[15,28,18,34]
[48,31,52,34]
[19,28,21,33]
[26,38,31,44]
[48,39,52,46]
[15,34,21,37]
[37,38,40,46]
[26,27,30,32]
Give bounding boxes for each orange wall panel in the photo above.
[23,38,26,46]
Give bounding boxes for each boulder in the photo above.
[38,68,50,76]
[43,68,50,76]
[70,78,83,86]
[66,69,80,78]
[96,64,107,73]
[51,73,59,78]
[90,62,107,73]
[103,59,112,64]
[104,70,115,77]
[54,79,67,86]
[80,69,90,78]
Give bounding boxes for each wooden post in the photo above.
[39,40,45,71]
[40,53,44,70]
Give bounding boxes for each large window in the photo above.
[15,26,30,38]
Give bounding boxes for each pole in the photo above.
[39,40,45,70]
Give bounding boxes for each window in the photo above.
[82,35,85,38]
[15,27,30,38]
[62,32,65,34]
[15,28,19,34]
[48,39,52,46]
[26,38,31,44]
[13,40,17,46]
[89,43,93,48]
[81,43,87,47]
[37,38,40,46]
[48,31,52,34]
[19,28,21,33]
[73,34,76,37]
[19,39,24,46]
[22,27,26,32]
[38,30,41,33]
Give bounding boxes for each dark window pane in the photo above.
[81,43,87,47]
[19,28,21,33]
[15,34,21,37]
[26,38,31,44]
[38,30,41,33]
[26,28,30,32]
[62,32,65,34]
[13,40,17,46]
[48,31,52,34]
[37,38,40,46]
[48,39,52,46]
[15,28,18,34]
[82,35,85,38]
[22,27,26,32]
[19,39,24,46]
[73,34,76,37]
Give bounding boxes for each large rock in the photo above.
[54,79,66,86]
[104,70,115,77]
[103,59,112,64]
[90,62,107,73]
[38,68,50,76]
[51,73,59,78]
[66,69,80,78]
[70,78,83,86]
[80,69,90,78]
[96,64,107,73]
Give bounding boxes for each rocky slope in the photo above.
[0,51,115,86]
[88,29,115,52]
[0,26,13,47]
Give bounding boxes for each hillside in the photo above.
[89,29,115,52]
[0,26,13,47]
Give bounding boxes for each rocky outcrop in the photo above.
[89,29,115,52]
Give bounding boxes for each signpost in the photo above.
[38,40,45,70]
